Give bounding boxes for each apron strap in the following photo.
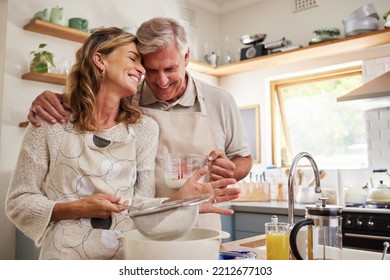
[193,79,208,116]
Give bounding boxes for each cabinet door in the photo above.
[234,212,303,239]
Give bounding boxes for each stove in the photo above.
[345,202,390,209]
[342,206,390,252]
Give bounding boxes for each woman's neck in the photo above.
[94,92,121,129]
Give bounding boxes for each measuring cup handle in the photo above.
[290,219,314,260]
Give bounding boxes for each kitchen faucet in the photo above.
[287,152,321,226]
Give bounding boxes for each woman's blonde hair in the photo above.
[63,27,142,132]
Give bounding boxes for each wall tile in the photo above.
[370,119,389,130]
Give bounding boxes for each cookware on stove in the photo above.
[367,169,390,203]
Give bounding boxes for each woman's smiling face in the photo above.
[101,42,145,97]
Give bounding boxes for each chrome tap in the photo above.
[382,241,389,260]
[287,152,321,226]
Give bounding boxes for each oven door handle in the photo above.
[345,233,390,241]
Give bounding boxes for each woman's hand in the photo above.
[166,165,240,215]
[28,90,69,127]
[51,193,128,221]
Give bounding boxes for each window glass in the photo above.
[272,67,367,169]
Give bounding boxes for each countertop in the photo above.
[228,201,307,216]
[220,234,267,260]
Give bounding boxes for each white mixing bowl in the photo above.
[118,228,230,260]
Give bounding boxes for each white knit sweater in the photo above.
[5,115,160,247]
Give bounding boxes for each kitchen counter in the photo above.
[229,201,306,216]
[221,233,265,248]
[220,234,386,260]
[220,202,389,260]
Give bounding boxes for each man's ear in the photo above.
[93,52,105,71]
[184,48,190,67]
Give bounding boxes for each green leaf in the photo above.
[384,10,390,20]
[42,52,55,67]
[38,43,47,49]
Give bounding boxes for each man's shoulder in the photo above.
[194,78,232,99]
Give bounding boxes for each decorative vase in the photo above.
[30,58,49,73]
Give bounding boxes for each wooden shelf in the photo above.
[188,60,217,75]
[189,29,390,77]
[22,19,207,75]
[22,72,67,85]
[23,19,90,43]
[19,121,29,128]
[22,20,390,79]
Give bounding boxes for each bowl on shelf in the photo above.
[240,33,266,45]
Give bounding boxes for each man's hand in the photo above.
[207,149,236,181]
[28,90,68,127]
[208,149,253,182]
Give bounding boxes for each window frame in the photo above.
[270,66,363,167]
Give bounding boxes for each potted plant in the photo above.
[29,43,55,73]
[384,10,390,29]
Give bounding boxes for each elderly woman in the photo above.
[6,27,238,260]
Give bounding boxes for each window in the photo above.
[271,66,368,169]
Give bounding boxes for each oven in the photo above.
[342,206,390,252]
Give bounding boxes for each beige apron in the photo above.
[40,123,136,259]
[132,79,221,230]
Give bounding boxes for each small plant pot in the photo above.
[30,59,49,73]
[29,43,55,73]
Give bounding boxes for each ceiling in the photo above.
[186,0,263,14]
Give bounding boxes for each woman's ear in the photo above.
[93,52,105,72]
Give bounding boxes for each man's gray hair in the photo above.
[136,17,189,56]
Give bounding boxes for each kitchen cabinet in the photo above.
[229,201,306,240]
[233,212,304,240]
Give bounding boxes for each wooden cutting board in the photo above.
[234,182,271,202]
